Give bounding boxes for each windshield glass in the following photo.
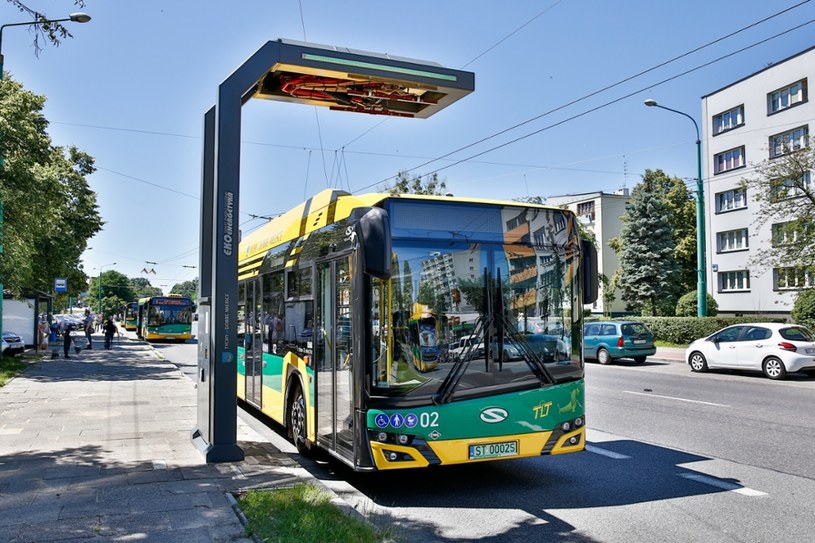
[370,201,584,401]
[147,298,194,326]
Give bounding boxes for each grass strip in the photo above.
[0,356,27,387]
[238,483,390,543]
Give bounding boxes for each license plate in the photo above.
[633,339,646,344]
[469,440,518,460]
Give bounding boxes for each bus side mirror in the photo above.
[581,239,598,305]
[355,207,392,280]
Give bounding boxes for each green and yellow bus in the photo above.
[124,302,139,331]
[137,295,194,342]
[237,188,596,471]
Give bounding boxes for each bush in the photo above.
[585,316,786,345]
[675,291,719,317]
[791,289,815,330]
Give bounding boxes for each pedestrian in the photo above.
[83,309,94,349]
[38,316,50,352]
[62,320,72,358]
[103,316,118,350]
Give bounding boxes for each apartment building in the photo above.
[546,190,630,316]
[701,45,815,316]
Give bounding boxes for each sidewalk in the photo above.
[651,346,687,363]
[0,333,309,542]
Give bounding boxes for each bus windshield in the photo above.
[146,297,194,326]
[371,201,583,401]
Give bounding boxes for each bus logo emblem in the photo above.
[480,407,508,424]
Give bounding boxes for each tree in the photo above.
[129,277,163,299]
[0,75,102,298]
[617,174,680,316]
[791,288,815,331]
[386,171,447,195]
[5,1,88,55]
[170,279,199,301]
[740,135,815,277]
[650,170,696,294]
[88,271,133,312]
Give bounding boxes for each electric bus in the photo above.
[236,188,597,471]
[137,295,194,342]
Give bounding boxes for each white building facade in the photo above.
[546,190,630,316]
[701,45,815,316]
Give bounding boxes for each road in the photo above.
[154,339,815,542]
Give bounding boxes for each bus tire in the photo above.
[288,383,312,456]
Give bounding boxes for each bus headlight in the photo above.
[561,421,571,432]
[375,432,389,442]
[396,434,411,445]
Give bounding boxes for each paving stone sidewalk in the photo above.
[0,336,306,543]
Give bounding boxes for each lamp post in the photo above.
[644,98,707,317]
[97,262,116,315]
[0,12,91,337]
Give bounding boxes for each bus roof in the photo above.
[238,188,571,266]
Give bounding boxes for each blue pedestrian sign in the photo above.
[54,278,68,293]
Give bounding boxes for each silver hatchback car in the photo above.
[685,323,815,380]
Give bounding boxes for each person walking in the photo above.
[103,316,118,350]
[62,320,73,358]
[83,309,94,349]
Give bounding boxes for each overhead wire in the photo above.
[351,6,815,191]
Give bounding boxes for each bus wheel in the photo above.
[288,384,311,456]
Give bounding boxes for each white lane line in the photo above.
[679,473,767,496]
[623,390,730,407]
[585,445,631,459]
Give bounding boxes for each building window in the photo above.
[770,172,813,201]
[717,228,748,253]
[576,201,595,221]
[715,188,747,213]
[773,267,815,290]
[712,105,744,135]
[772,220,811,246]
[714,146,745,174]
[769,126,808,158]
[719,270,750,292]
[768,79,807,114]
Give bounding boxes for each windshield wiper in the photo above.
[434,268,554,405]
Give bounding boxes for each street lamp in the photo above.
[0,12,91,79]
[0,12,91,339]
[97,262,116,315]
[644,98,707,317]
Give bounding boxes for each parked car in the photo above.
[2,330,26,356]
[525,334,570,363]
[685,323,815,380]
[583,321,656,364]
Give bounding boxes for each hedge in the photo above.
[586,316,787,345]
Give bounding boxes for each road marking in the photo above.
[585,445,631,459]
[679,473,767,496]
[623,390,730,407]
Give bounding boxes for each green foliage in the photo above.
[386,171,447,195]
[741,135,815,276]
[617,172,680,315]
[791,289,815,330]
[586,316,786,345]
[675,290,719,317]
[239,484,390,543]
[0,75,102,297]
[169,278,198,300]
[130,277,163,299]
[88,270,134,309]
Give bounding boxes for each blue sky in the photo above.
[2,0,814,293]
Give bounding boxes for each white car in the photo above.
[2,330,26,356]
[685,323,815,380]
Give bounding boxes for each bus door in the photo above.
[316,257,354,459]
[245,279,263,408]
